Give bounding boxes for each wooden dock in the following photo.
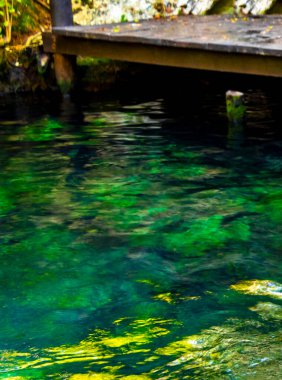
[43,14,282,78]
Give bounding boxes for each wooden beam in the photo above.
[49,0,75,94]
[43,33,282,78]
[226,90,246,148]
[50,0,73,27]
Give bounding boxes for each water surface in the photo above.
[0,87,281,379]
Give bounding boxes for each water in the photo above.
[0,83,281,379]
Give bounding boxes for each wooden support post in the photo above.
[50,0,76,95]
[50,0,73,27]
[226,90,246,147]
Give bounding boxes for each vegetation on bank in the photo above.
[0,0,51,92]
[0,0,50,45]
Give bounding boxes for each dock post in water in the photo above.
[226,90,246,146]
[50,0,76,94]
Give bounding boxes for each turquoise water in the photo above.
[0,87,281,379]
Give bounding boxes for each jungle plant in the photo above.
[0,0,18,44]
[0,0,48,45]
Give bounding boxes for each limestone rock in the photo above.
[185,0,218,15]
[72,0,277,25]
[234,0,277,15]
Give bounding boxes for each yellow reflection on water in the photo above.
[0,318,174,375]
[156,335,203,356]
[231,279,282,299]
[153,292,175,304]
[70,375,115,380]
[1,309,281,379]
[153,291,201,304]
[69,375,151,380]
[155,318,282,378]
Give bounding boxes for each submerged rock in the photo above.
[231,279,282,300]
[250,302,282,320]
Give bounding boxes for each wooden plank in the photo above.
[43,32,282,77]
[52,15,282,57]
[43,15,282,77]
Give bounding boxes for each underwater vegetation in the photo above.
[0,94,281,378]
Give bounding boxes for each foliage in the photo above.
[0,0,48,45]
[0,0,20,44]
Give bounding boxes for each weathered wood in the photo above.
[50,0,75,94]
[53,54,76,94]
[51,16,282,57]
[226,91,245,122]
[50,0,73,27]
[43,15,282,78]
[226,90,246,146]
[43,33,282,77]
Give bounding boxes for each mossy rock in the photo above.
[77,57,131,92]
[209,0,234,14]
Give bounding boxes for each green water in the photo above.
[0,88,281,379]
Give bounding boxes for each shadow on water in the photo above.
[0,71,281,379]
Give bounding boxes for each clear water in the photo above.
[0,85,281,379]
